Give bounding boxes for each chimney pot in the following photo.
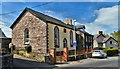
[99,31,103,35]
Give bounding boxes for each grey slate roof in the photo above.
[93,34,105,43]
[76,25,85,29]
[0,28,6,38]
[103,37,110,42]
[94,33,117,43]
[103,37,118,43]
[93,34,105,39]
[93,34,99,39]
[10,8,74,29]
[10,8,93,36]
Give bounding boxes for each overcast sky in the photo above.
[0,1,119,37]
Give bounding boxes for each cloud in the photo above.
[44,10,66,22]
[77,5,118,35]
[0,4,118,38]
[0,21,12,38]
[43,5,118,35]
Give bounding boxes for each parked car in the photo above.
[92,50,107,58]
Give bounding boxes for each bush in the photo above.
[87,53,92,58]
[19,50,26,56]
[79,54,87,59]
[103,48,119,56]
[25,52,36,58]
[25,45,32,53]
[13,50,19,54]
[2,48,8,53]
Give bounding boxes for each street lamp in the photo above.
[73,20,77,60]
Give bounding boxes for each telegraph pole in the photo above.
[73,20,77,60]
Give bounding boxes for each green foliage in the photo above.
[110,31,120,48]
[103,48,118,56]
[87,53,92,58]
[1,48,8,53]
[79,54,87,59]
[25,52,36,58]
[13,50,19,54]
[19,50,25,56]
[25,45,32,53]
[103,34,109,37]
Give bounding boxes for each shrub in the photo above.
[19,50,25,56]
[2,48,8,53]
[25,45,32,53]
[13,50,19,54]
[79,54,87,59]
[103,48,119,56]
[25,52,36,58]
[87,53,92,58]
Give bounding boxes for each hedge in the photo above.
[103,48,119,56]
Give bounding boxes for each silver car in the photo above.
[92,50,107,58]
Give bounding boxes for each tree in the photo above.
[103,34,109,37]
[110,31,120,48]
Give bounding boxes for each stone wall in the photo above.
[0,38,11,49]
[1,54,13,68]
[12,11,47,54]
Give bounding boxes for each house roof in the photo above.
[93,34,105,39]
[82,30,93,36]
[10,8,74,29]
[76,25,86,29]
[103,37,109,42]
[0,28,6,38]
[93,34,99,39]
[93,34,105,43]
[103,37,118,43]
[10,8,93,36]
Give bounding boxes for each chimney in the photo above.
[99,31,103,35]
[65,19,72,25]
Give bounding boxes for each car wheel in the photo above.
[105,56,107,58]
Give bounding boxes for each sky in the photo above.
[0,1,119,37]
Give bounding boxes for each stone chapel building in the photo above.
[10,8,93,63]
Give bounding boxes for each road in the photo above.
[13,55,119,69]
[56,56,119,67]
[13,54,57,69]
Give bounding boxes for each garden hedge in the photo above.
[103,48,118,56]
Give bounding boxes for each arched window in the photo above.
[70,30,73,47]
[63,38,67,48]
[54,26,59,48]
[24,28,29,44]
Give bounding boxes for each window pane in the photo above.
[54,26,59,48]
[24,28,29,44]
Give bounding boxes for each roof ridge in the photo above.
[11,7,74,29]
[26,7,66,24]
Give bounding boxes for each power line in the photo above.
[31,2,51,8]
[0,20,10,26]
[0,2,52,15]
[0,9,22,15]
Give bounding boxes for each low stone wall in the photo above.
[1,54,13,69]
